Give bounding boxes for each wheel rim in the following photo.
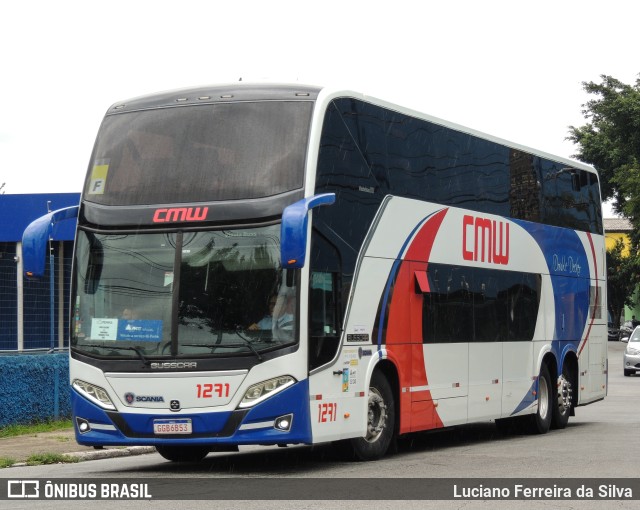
[538,375,549,420]
[557,374,572,415]
[365,387,387,443]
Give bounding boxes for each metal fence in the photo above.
[0,241,73,351]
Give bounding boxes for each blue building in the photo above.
[0,193,80,351]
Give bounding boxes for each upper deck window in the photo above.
[84,101,312,205]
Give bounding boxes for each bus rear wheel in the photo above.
[349,371,395,461]
[155,445,210,462]
[551,363,573,429]
[526,363,553,434]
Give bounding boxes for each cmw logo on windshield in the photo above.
[125,324,142,331]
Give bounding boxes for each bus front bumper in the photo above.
[72,379,312,447]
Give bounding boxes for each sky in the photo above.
[1,0,637,217]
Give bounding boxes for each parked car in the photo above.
[624,326,640,376]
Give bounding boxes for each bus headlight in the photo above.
[239,376,295,408]
[72,379,116,410]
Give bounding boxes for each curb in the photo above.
[10,446,156,468]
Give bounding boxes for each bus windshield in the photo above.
[71,224,297,360]
[83,100,312,205]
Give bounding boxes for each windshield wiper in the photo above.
[115,346,151,365]
[183,340,263,362]
[234,330,264,361]
[76,343,150,365]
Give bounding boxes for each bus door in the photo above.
[467,268,503,421]
[307,263,368,443]
[415,262,469,430]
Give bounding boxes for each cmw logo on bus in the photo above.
[462,214,510,265]
[152,206,209,223]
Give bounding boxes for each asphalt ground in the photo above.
[0,341,627,468]
[0,427,154,466]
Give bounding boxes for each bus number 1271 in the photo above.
[318,402,337,423]
[196,383,230,399]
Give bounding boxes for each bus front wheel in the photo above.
[155,445,210,462]
[350,371,396,461]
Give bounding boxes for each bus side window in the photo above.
[309,271,340,370]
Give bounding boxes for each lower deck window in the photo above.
[421,264,541,343]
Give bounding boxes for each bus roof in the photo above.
[105,83,322,114]
[105,82,594,175]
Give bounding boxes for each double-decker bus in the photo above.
[23,84,606,461]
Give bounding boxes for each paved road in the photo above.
[2,341,638,509]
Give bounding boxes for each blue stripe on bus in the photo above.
[511,379,537,415]
[512,219,591,355]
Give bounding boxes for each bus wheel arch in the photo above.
[350,361,399,461]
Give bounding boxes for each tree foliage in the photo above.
[568,74,640,317]
[606,238,639,327]
[568,74,640,223]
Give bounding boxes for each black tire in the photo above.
[349,370,396,461]
[551,362,573,430]
[624,369,633,377]
[155,445,210,462]
[525,363,553,434]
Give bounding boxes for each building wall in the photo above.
[605,231,632,256]
[0,193,79,351]
[0,241,73,351]
[0,243,18,348]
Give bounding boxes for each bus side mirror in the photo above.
[22,206,79,277]
[280,193,335,269]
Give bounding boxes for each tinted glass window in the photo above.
[422,264,541,343]
[71,225,298,360]
[308,230,342,370]
[84,101,312,205]
[540,163,603,234]
[176,228,297,353]
[315,98,603,245]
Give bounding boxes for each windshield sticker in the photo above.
[90,318,162,342]
[342,368,350,392]
[117,320,162,342]
[90,318,118,341]
[88,161,109,195]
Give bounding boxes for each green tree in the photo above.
[607,238,639,328]
[569,74,640,319]
[568,74,640,223]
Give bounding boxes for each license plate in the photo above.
[153,419,192,435]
